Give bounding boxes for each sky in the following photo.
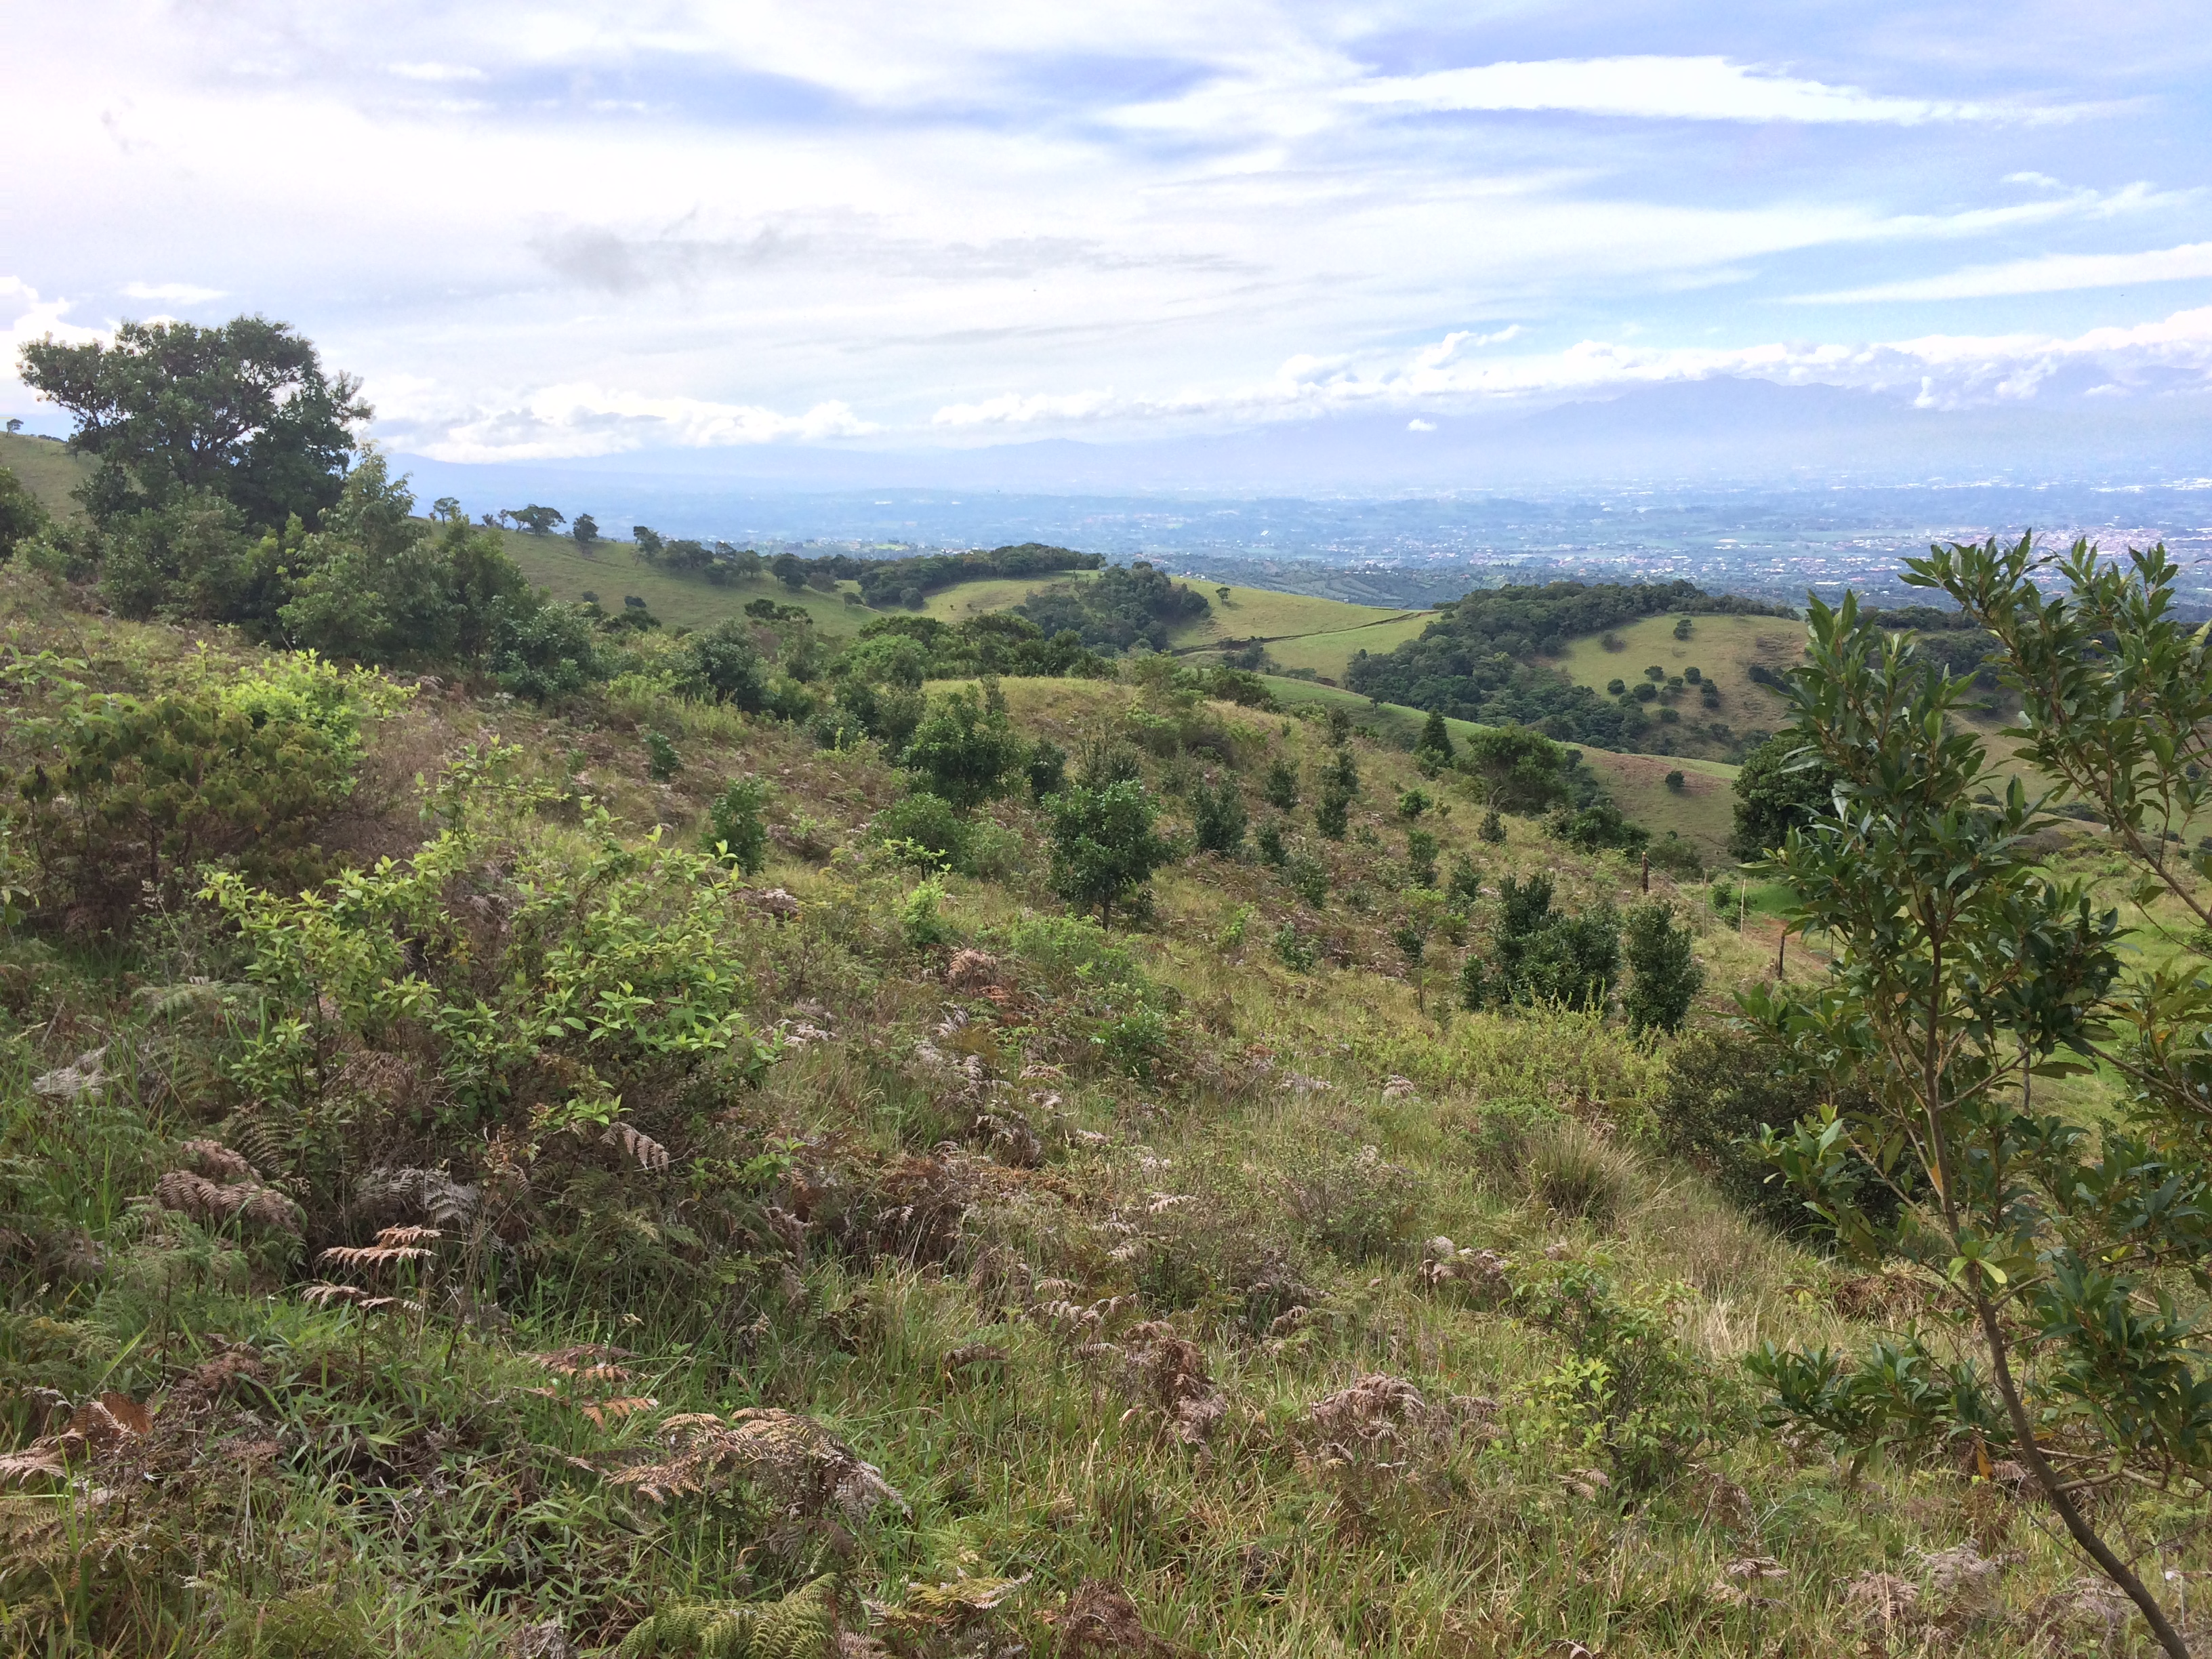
[4,1,2211,474]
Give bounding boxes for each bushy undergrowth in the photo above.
[0,574,2188,1659]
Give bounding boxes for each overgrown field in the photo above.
[2,562,2194,1659]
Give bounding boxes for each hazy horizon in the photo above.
[5,2,2211,502]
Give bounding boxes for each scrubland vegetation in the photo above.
[3,318,2211,1658]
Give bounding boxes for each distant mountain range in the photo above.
[391,375,2212,511]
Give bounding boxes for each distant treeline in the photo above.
[626,533,1103,609]
[854,542,1103,607]
[1346,579,1794,747]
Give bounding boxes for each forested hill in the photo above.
[1346,579,1795,751]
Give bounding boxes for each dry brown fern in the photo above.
[152,1168,304,1235]
[606,1122,672,1173]
[176,1138,255,1183]
[608,1408,906,1556]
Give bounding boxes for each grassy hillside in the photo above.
[1553,612,1804,756]
[1,565,2195,1658]
[922,569,1099,621]
[1256,672,1742,861]
[0,430,90,518]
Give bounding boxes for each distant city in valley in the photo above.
[384,466,2212,611]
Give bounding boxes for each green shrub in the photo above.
[1404,827,1439,888]
[1656,1027,1900,1235]
[1046,779,1170,928]
[1262,756,1298,810]
[493,598,601,701]
[644,730,682,780]
[1397,787,1430,819]
[1094,1004,1173,1080]
[1620,902,1703,1036]
[1645,832,1704,879]
[0,464,49,561]
[682,619,768,710]
[701,777,771,874]
[1285,854,1329,907]
[1477,808,1505,844]
[1544,801,1648,853]
[1026,739,1067,800]
[874,792,965,868]
[902,687,1023,810]
[1272,921,1317,971]
[1446,856,1482,905]
[4,652,400,930]
[1519,1261,1742,1492]
[1191,777,1247,855]
[900,878,956,949]
[1462,874,1620,1013]
[1255,822,1288,866]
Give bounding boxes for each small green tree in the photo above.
[644,731,682,781]
[1314,745,1358,840]
[1191,777,1247,855]
[0,464,50,560]
[1047,780,1170,928]
[1744,573,2208,1658]
[1404,827,1438,888]
[1477,808,1505,844]
[1026,739,1068,800]
[702,777,771,874]
[571,512,600,550]
[1263,756,1299,811]
[1396,787,1429,819]
[509,504,566,536]
[1729,732,1843,861]
[1414,709,1455,771]
[1461,874,1619,1012]
[1620,902,1702,1035]
[1446,855,1482,905]
[683,619,768,711]
[900,687,1023,811]
[1461,726,1570,814]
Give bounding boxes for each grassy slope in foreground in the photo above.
[0,575,2173,1656]
[1256,671,1740,857]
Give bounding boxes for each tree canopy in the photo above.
[18,316,369,529]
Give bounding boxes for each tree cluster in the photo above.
[1346,578,1792,749]
[1017,561,1212,653]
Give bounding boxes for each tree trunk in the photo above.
[1970,1292,2190,1658]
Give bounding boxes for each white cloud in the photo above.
[1406,417,1436,431]
[0,280,108,410]
[1797,241,2212,303]
[387,62,486,83]
[121,280,226,302]
[931,387,1124,427]
[926,304,2212,429]
[1343,56,2026,126]
[382,380,877,462]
